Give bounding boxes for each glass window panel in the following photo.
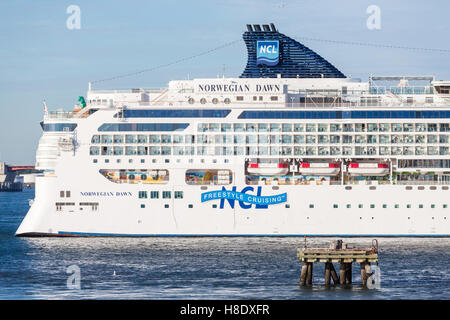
[306,124,316,132]
[270,123,281,132]
[318,124,328,132]
[330,124,342,132]
[282,135,292,144]
[258,123,269,132]
[90,146,99,155]
[294,124,304,132]
[234,135,245,144]
[125,135,137,143]
[415,123,426,132]
[113,135,123,143]
[91,135,100,144]
[173,135,184,144]
[378,123,389,132]
[125,146,137,155]
[113,146,123,155]
[427,135,438,143]
[149,147,161,155]
[306,135,316,144]
[368,123,378,132]
[101,135,113,143]
[318,135,329,144]
[259,135,269,144]
[246,123,257,132]
[294,135,305,144]
[221,123,232,132]
[294,146,305,155]
[233,123,245,132]
[149,135,160,143]
[246,135,258,144]
[282,124,292,132]
[161,135,171,143]
[209,123,220,132]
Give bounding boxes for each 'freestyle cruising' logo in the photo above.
[256,40,279,66]
[201,186,287,209]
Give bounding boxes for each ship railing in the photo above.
[44,111,74,120]
[395,180,450,185]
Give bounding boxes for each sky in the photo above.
[0,0,449,164]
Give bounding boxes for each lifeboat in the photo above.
[298,162,340,176]
[347,163,389,176]
[247,163,289,175]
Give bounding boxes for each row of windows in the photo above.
[90,145,450,156]
[42,123,77,132]
[98,123,189,132]
[91,134,450,145]
[238,110,450,120]
[398,159,450,169]
[138,191,183,199]
[116,109,231,118]
[329,203,449,209]
[197,122,449,133]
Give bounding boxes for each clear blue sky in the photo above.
[0,0,449,164]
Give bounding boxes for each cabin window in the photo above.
[138,191,147,199]
[174,191,183,199]
[151,191,159,199]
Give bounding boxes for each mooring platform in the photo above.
[297,239,379,286]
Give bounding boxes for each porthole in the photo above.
[224,98,231,104]
[188,98,195,104]
[200,98,206,104]
[212,98,218,104]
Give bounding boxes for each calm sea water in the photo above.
[0,189,449,300]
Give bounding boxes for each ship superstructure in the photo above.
[16,24,450,236]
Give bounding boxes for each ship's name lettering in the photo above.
[80,191,132,197]
[198,84,280,93]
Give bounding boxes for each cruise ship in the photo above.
[16,24,450,237]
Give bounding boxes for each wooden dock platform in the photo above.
[297,239,379,287]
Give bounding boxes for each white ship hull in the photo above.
[16,176,449,237]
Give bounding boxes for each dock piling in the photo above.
[297,239,379,288]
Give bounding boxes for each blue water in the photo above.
[0,189,449,299]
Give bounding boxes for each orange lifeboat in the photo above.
[298,162,340,176]
[347,162,389,176]
[247,163,289,176]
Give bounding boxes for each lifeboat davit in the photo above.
[247,163,289,176]
[298,162,340,176]
[347,163,389,176]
